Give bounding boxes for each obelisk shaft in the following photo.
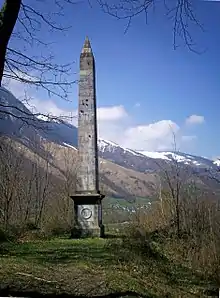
[78,37,99,193]
[70,37,105,238]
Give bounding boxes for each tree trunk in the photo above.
[176,193,181,238]
[0,0,21,86]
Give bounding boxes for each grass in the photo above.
[103,197,153,208]
[0,236,217,297]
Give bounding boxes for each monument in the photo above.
[70,37,105,238]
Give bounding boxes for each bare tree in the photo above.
[98,0,203,52]
[60,146,78,225]
[0,0,77,98]
[152,131,194,237]
[40,144,78,233]
[0,1,21,85]
[29,142,55,228]
[22,162,36,224]
[0,0,204,129]
[0,136,24,229]
[0,0,204,98]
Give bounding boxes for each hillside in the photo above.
[1,87,220,199]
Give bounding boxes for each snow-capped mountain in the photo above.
[98,138,142,156]
[213,159,220,167]
[36,114,60,123]
[1,87,219,179]
[97,138,220,174]
[138,151,218,169]
[0,87,77,150]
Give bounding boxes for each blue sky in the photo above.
[3,0,220,158]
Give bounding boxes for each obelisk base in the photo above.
[70,192,105,238]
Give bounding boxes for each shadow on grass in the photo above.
[105,236,214,294]
[7,244,118,266]
[1,232,216,297]
[0,288,157,298]
[104,233,126,239]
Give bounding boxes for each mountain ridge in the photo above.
[1,87,220,198]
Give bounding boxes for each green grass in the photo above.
[0,236,215,297]
[103,196,153,208]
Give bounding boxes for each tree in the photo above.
[0,136,25,229]
[0,0,203,93]
[32,146,53,228]
[0,0,79,129]
[152,130,194,237]
[0,1,21,85]
[0,0,204,130]
[39,144,78,233]
[98,0,203,52]
[59,145,78,226]
[0,0,76,98]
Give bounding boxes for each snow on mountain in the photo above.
[36,114,60,124]
[138,151,207,167]
[97,138,219,171]
[137,151,171,161]
[63,142,77,150]
[214,159,220,167]
[140,151,220,169]
[98,138,141,156]
[0,86,219,175]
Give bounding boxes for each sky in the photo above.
[2,0,220,159]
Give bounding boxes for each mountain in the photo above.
[0,87,78,148]
[0,87,158,198]
[98,138,220,173]
[1,87,220,198]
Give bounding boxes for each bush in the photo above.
[25,221,39,231]
[0,228,8,243]
[43,218,72,237]
[0,225,21,243]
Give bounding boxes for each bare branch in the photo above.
[97,0,204,52]
[0,0,81,104]
[0,88,76,130]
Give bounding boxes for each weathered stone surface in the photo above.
[77,37,98,193]
[71,37,104,238]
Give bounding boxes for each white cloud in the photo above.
[185,114,205,125]
[19,97,197,152]
[30,98,75,118]
[21,95,127,129]
[122,120,180,151]
[24,97,78,125]
[4,79,196,152]
[97,105,127,121]
[3,78,31,100]
[134,102,141,108]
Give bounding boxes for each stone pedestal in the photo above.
[70,192,105,238]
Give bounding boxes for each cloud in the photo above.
[20,97,196,152]
[3,77,31,100]
[97,105,127,121]
[4,79,196,152]
[122,120,180,151]
[28,98,126,124]
[134,102,141,108]
[19,94,127,129]
[29,98,70,117]
[185,114,205,125]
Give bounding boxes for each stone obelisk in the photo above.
[71,37,105,238]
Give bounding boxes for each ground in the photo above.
[0,236,216,297]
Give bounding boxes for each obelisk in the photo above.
[71,37,105,238]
